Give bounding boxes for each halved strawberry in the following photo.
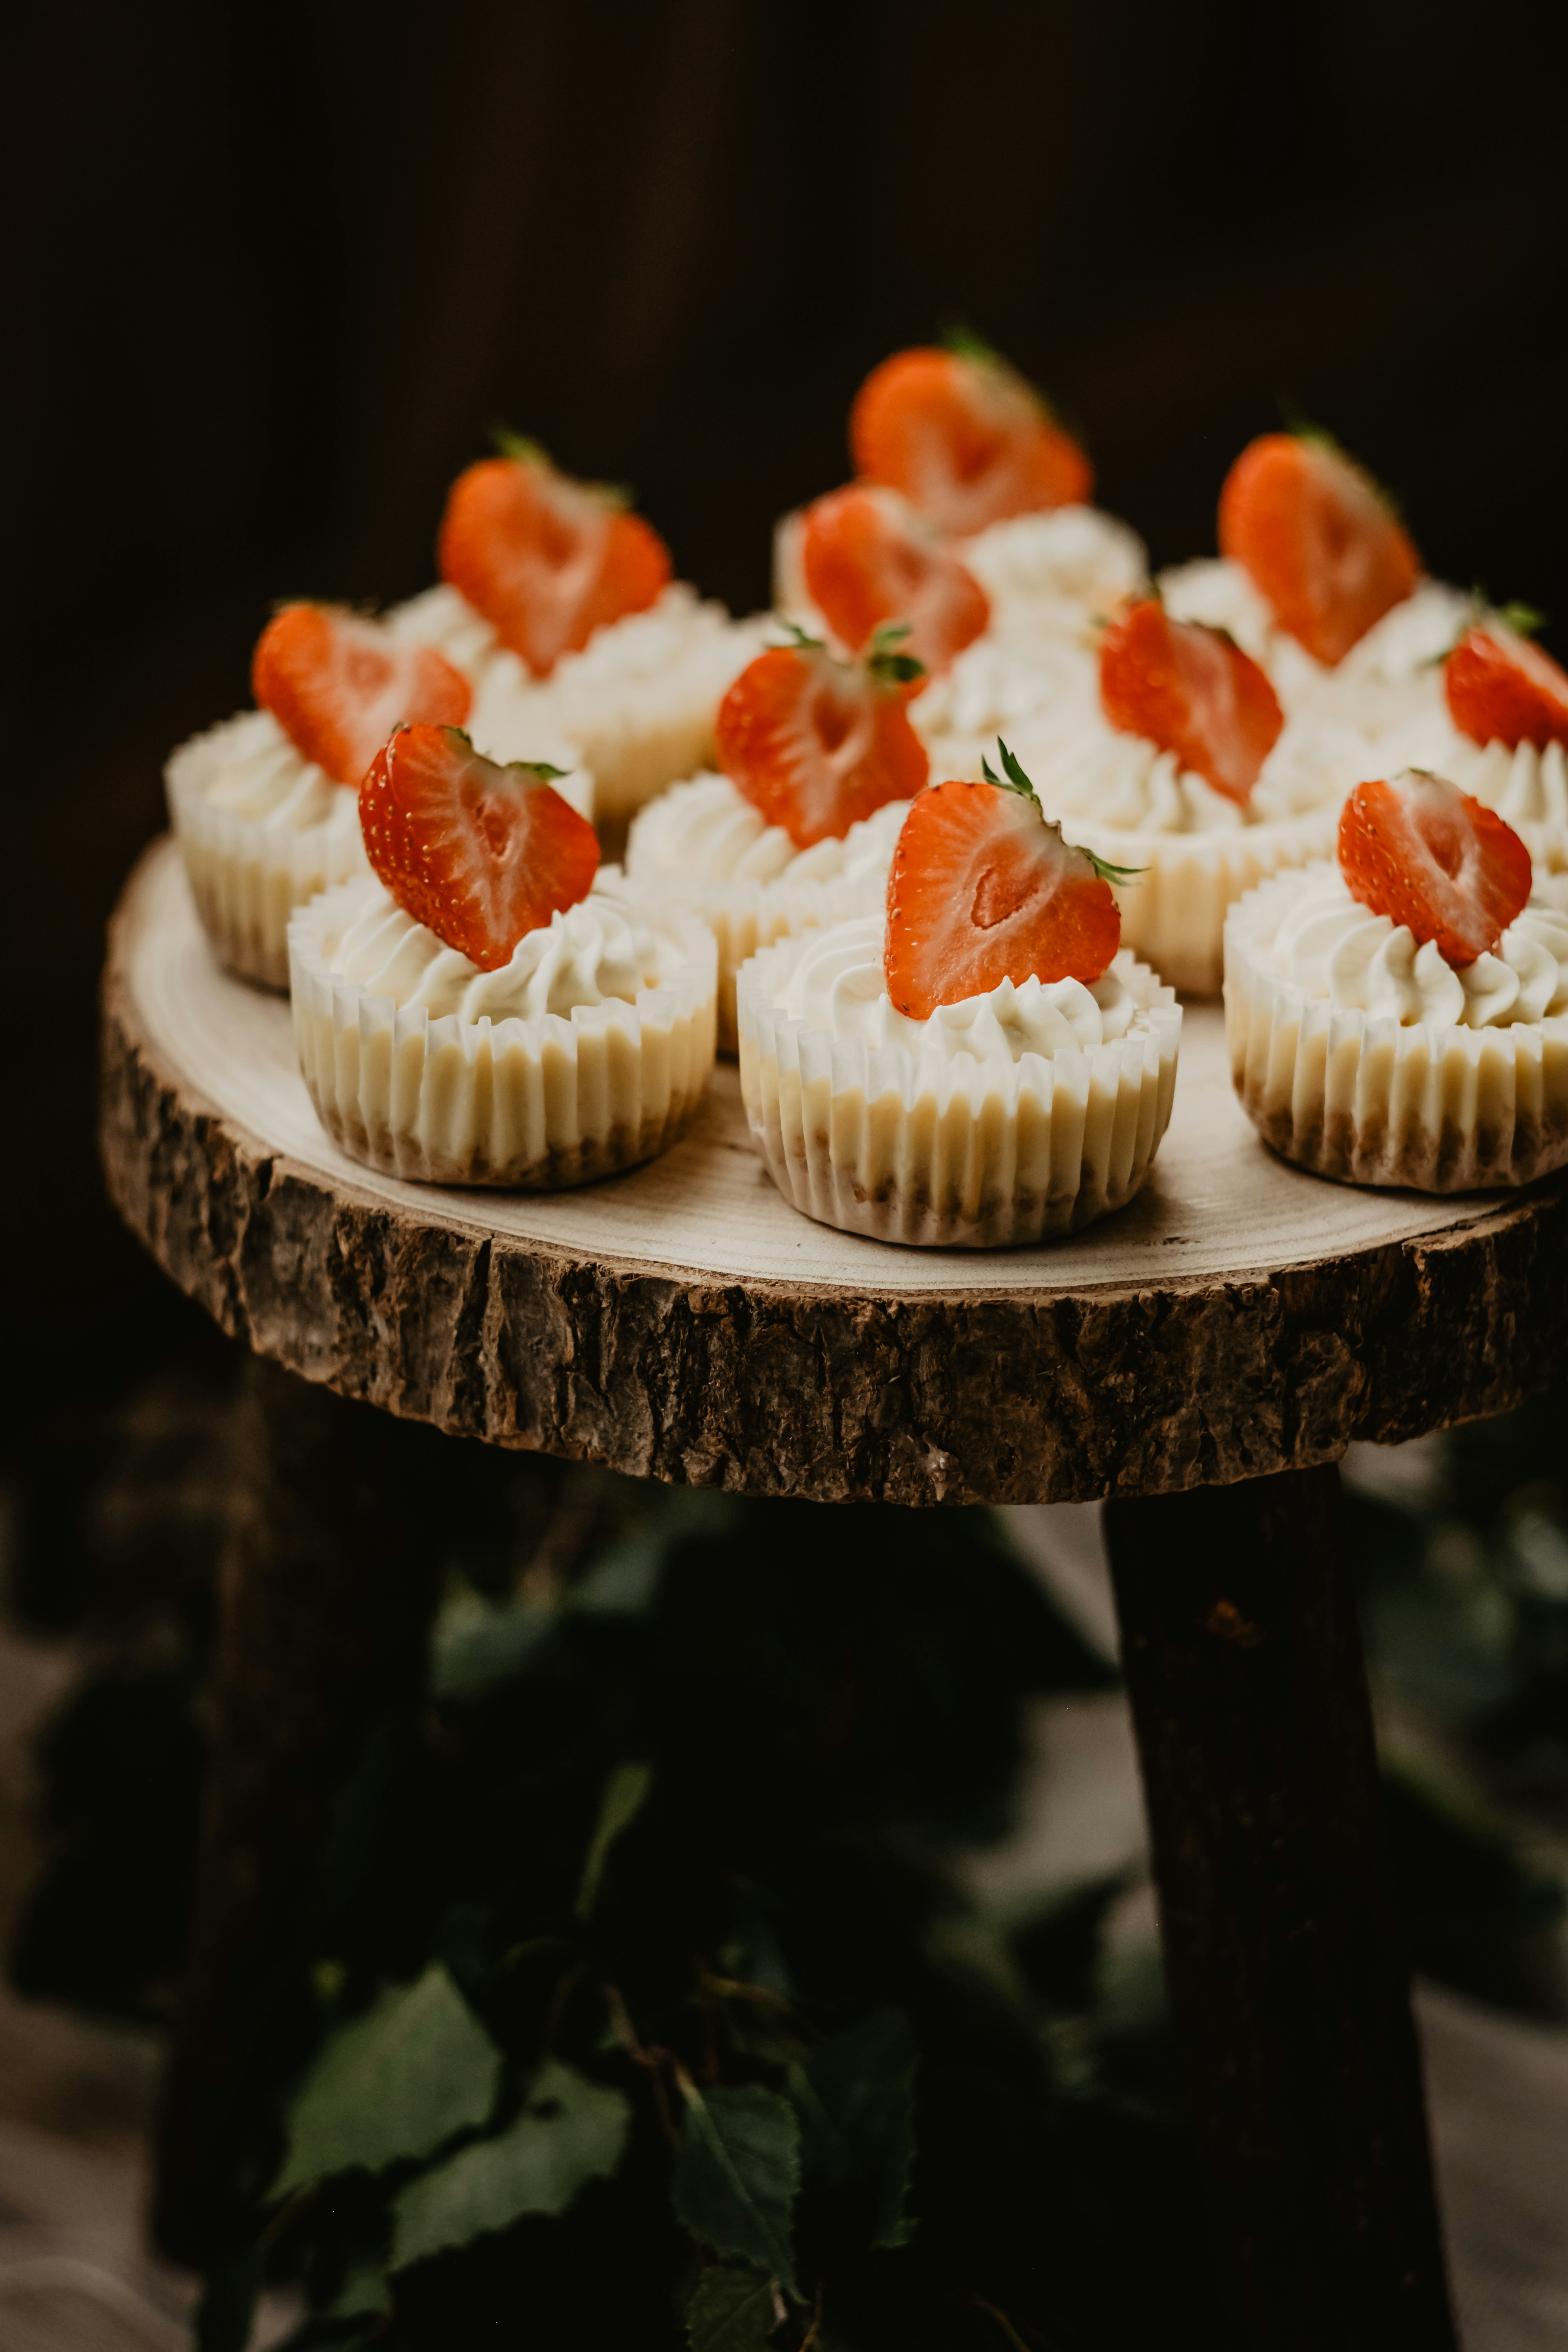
[1218,432,1419,666]
[359,725,599,971]
[851,336,1093,537]
[800,484,989,677]
[1099,598,1283,804]
[252,603,470,786]
[437,438,671,678]
[1446,621,1568,751]
[1338,768,1532,968]
[715,626,928,850]
[884,743,1125,1017]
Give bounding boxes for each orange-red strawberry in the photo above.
[252,603,470,787]
[1445,622,1568,751]
[800,484,989,677]
[715,626,929,850]
[1218,432,1419,666]
[437,439,671,678]
[1338,768,1532,968]
[851,338,1093,537]
[359,725,599,971]
[1099,598,1283,804]
[884,743,1125,1018]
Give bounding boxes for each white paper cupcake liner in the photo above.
[736,940,1180,1247]
[1069,806,1341,998]
[625,786,898,1054]
[1224,869,1568,1191]
[166,711,592,992]
[288,879,718,1189]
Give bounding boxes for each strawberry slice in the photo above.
[359,725,599,971]
[715,626,928,850]
[1338,768,1532,968]
[1218,431,1419,666]
[1099,598,1283,805]
[437,437,671,677]
[252,603,470,787]
[1446,621,1568,751]
[884,742,1125,1018]
[800,484,989,677]
[851,336,1093,537]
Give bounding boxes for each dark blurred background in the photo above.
[4,0,1567,1448]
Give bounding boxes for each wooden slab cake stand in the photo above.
[101,836,1568,2347]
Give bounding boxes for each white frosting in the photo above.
[325,872,682,1024]
[1270,868,1568,1029]
[777,914,1135,1064]
[188,707,351,836]
[959,506,1148,633]
[1158,560,1469,731]
[630,773,910,890]
[911,636,1089,780]
[1368,720,1568,853]
[457,585,769,822]
[1003,685,1361,836]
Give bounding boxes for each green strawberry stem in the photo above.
[983,740,1147,883]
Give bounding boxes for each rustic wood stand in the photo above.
[101,838,1568,2344]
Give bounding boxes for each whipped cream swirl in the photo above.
[1272,870,1568,1028]
[777,916,1136,1063]
[328,875,682,1022]
[633,774,911,889]
[195,709,347,833]
[960,506,1148,628]
[1002,691,1361,835]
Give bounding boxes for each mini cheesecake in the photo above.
[289,725,715,1187]
[1225,768,1568,1189]
[736,755,1181,1247]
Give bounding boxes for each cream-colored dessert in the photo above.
[1369,713,1568,879]
[1160,559,1470,733]
[625,776,910,1052]
[737,918,1180,1247]
[1225,864,1568,1189]
[396,583,768,843]
[289,871,716,1187]
[166,707,590,991]
[993,679,1369,996]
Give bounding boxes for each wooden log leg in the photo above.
[152,1356,447,2266]
[1103,1462,1456,2352]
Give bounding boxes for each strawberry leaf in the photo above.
[866,622,926,689]
[492,425,551,468]
[982,738,1042,808]
[1074,842,1148,887]
[574,1760,653,1920]
[768,620,827,654]
[789,2007,918,2251]
[942,319,1004,368]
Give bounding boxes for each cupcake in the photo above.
[736,750,1180,1246]
[165,600,591,989]
[1225,767,1568,1189]
[999,599,1368,995]
[290,724,716,1187]
[626,625,926,1049]
[420,436,764,840]
[1370,612,1568,876]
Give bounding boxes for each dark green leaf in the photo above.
[272,1964,502,2197]
[792,2008,918,2249]
[492,425,550,466]
[323,2261,393,2322]
[575,1760,653,1919]
[674,2082,800,2296]
[981,739,1040,806]
[391,2058,631,2270]
[686,2261,778,2351]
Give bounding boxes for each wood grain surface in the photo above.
[100,837,1568,1503]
